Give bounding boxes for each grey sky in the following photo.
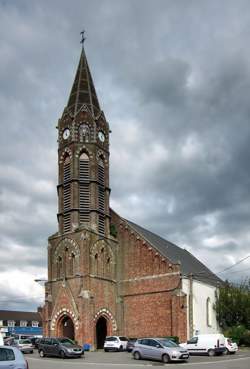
[0,0,249,310]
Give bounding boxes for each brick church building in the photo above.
[42,43,221,348]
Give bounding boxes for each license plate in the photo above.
[182,355,189,358]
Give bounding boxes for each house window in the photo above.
[32,321,39,328]
[206,297,212,327]
[20,321,27,327]
[7,321,15,327]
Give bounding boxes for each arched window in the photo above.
[57,256,63,279]
[98,158,105,235]
[69,253,75,275]
[79,123,90,142]
[206,297,212,327]
[79,152,90,223]
[63,155,71,233]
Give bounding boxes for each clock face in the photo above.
[63,128,70,140]
[98,131,105,142]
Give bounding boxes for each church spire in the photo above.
[66,39,101,117]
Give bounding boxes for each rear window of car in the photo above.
[0,348,15,361]
[20,339,31,344]
[119,337,128,341]
[105,337,118,342]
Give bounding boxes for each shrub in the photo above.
[224,325,247,345]
[164,336,179,344]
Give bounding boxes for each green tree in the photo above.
[215,279,250,330]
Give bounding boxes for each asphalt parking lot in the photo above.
[26,349,250,369]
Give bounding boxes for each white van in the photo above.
[0,332,4,346]
[180,334,226,356]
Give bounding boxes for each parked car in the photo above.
[224,337,238,354]
[180,334,226,356]
[14,339,34,354]
[0,346,29,369]
[126,338,137,352]
[38,337,83,358]
[104,336,128,352]
[29,337,41,349]
[132,338,189,363]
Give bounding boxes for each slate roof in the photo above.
[123,218,222,287]
[66,47,101,117]
[0,310,42,322]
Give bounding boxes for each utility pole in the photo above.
[189,273,193,338]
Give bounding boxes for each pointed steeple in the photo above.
[66,47,101,117]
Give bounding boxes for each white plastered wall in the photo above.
[182,278,220,339]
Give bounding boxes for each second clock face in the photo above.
[63,128,70,140]
[98,131,105,142]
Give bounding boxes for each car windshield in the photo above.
[105,337,118,342]
[158,339,179,348]
[57,338,75,345]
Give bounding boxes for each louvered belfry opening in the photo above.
[63,155,71,233]
[98,158,105,235]
[79,153,90,224]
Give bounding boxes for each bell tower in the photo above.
[57,44,110,237]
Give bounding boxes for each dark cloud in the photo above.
[0,0,250,310]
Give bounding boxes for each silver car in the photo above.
[0,346,28,369]
[132,338,189,363]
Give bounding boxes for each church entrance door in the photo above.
[96,316,107,349]
[59,315,75,340]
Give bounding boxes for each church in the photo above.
[42,42,222,348]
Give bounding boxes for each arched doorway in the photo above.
[60,315,75,340]
[96,316,107,349]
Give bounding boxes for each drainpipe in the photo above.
[189,273,193,339]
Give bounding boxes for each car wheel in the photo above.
[39,350,45,358]
[208,349,215,357]
[104,349,108,352]
[133,351,141,360]
[119,345,123,352]
[60,350,66,359]
[162,354,170,363]
[30,350,33,354]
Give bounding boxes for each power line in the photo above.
[217,255,250,274]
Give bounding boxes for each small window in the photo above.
[32,321,39,327]
[148,339,161,347]
[7,320,15,327]
[0,348,15,361]
[20,320,27,327]
[187,337,198,344]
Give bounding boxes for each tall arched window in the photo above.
[79,152,90,223]
[63,155,71,233]
[69,253,75,276]
[98,158,105,235]
[206,297,212,327]
[57,256,63,279]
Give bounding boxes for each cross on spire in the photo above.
[80,30,86,47]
